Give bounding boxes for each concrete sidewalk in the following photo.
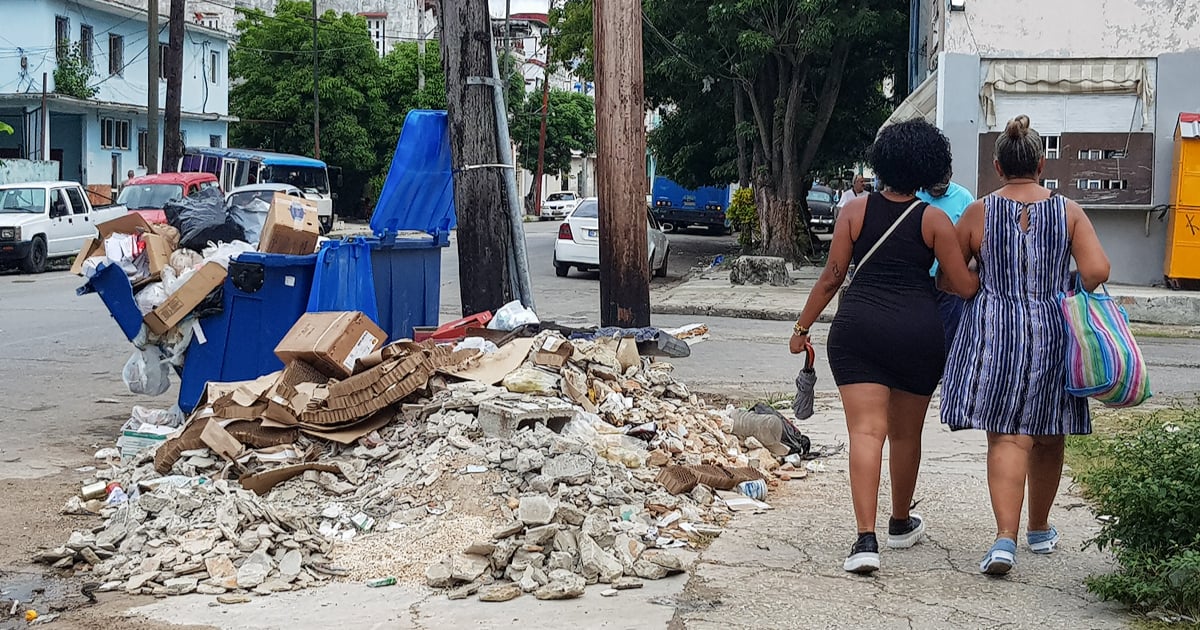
[653,267,1200,327]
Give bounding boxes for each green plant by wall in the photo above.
[1073,409,1200,618]
[727,187,758,250]
[53,41,98,100]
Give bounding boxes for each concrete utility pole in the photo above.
[439,0,514,316]
[593,0,650,327]
[417,3,426,91]
[146,0,159,174]
[312,0,321,159]
[161,0,184,172]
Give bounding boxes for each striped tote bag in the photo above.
[1058,276,1151,407]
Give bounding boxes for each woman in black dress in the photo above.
[789,120,979,574]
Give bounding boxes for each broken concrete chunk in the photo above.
[632,559,670,580]
[236,551,272,589]
[517,496,558,526]
[534,572,586,600]
[425,559,454,588]
[450,553,491,583]
[163,577,198,596]
[641,549,686,573]
[612,576,644,590]
[478,582,522,602]
[542,453,594,485]
[579,535,624,584]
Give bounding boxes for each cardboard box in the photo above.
[259,194,320,255]
[275,311,387,377]
[532,336,574,368]
[144,261,228,335]
[71,213,172,276]
[116,418,176,461]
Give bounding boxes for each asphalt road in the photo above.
[439,220,740,323]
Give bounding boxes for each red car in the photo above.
[118,172,221,224]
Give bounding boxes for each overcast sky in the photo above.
[487,0,550,18]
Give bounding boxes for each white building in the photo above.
[888,0,1200,285]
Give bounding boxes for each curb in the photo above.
[651,303,836,324]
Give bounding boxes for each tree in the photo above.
[52,42,98,100]
[550,0,906,260]
[230,0,444,212]
[509,89,596,206]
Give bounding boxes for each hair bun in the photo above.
[1005,115,1031,140]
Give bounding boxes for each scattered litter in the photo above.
[365,577,397,588]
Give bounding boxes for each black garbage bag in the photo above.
[165,187,245,252]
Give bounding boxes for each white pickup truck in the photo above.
[0,181,126,273]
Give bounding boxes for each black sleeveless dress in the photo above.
[827,193,944,396]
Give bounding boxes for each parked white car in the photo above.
[553,197,670,278]
[540,191,580,220]
[0,181,126,273]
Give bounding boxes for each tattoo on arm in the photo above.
[831,263,844,280]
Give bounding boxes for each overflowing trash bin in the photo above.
[78,109,456,413]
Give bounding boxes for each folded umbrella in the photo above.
[793,340,817,421]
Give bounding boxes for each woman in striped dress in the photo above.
[941,115,1111,575]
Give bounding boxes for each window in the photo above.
[1040,179,1059,190]
[159,44,169,80]
[366,17,387,56]
[137,129,150,168]
[1105,149,1127,159]
[100,118,130,150]
[1077,149,1103,160]
[197,12,220,30]
[65,187,88,215]
[55,16,70,61]
[209,134,222,148]
[210,51,219,84]
[79,25,94,67]
[1044,135,1059,159]
[1106,180,1128,190]
[108,34,124,75]
[1076,179,1102,190]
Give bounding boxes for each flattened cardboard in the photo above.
[72,213,172,276]
[274,311,387,378]
[239,462,342,495]
[440,338,535,385]
[144,262,227,335]
[258,194,320,255]
[200,420,244,462]
[299,410,396,444]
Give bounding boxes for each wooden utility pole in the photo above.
[146,0,159,174]
[312,0,321,159]
[161,0,185,172]
[594,0,649,327]
[439,0,513,316]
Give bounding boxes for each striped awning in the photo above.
[981,59,1154,127]
[880,70,939,134]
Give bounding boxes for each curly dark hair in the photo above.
[868,119,953,195]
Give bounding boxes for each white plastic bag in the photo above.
[487,300,540,331]
[134,282,169,316]
[129,404,185,428]
[201,240,254,269]
[122,347,170,396]
[456,336,499,354]
[169,248,203,275]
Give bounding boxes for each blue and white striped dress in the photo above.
[941,194,1090,435]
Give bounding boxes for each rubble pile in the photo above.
[38,326,809,602]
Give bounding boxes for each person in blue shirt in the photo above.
[917,171,975,350]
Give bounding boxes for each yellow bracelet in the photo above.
[793,322,810,336]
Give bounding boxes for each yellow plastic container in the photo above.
[1165,114,1200,282]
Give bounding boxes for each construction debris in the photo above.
[37,326,812,602]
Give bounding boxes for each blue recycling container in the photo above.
[80,262,145,342]
[177,252,317,412]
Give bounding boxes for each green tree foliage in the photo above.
[549,0,905,260]
[509,89,596,206]
[53,41,99,100]
[230,0,444,213]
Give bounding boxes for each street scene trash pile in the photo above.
[35,310,814,602]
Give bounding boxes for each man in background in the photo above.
[836,174,869,211]
[918,170,975,349]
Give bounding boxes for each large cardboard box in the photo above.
[275,311,387,377]
[259,194,320,255]
[71,213,171,276]
[144,261,228,335]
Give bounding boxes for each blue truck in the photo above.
[650,177,734,235]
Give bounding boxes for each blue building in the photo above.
[0,0,232,190]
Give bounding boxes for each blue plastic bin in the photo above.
[177,252,317,412]
[80,262,145,342]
